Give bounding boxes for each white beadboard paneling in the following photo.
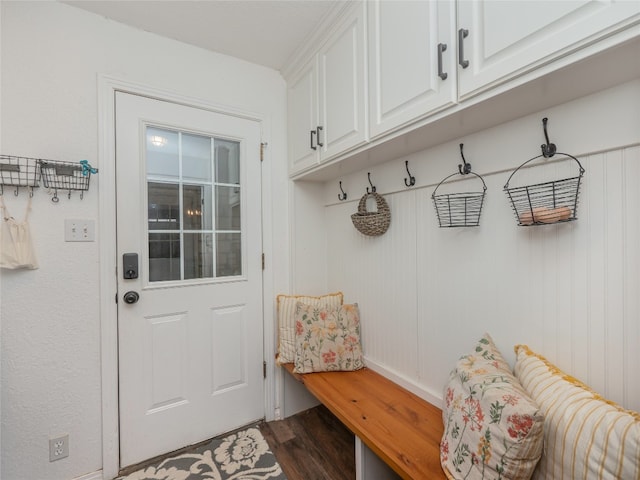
[327,192,419,376]
[322,145,640,413]
[308,82,640,414]
[603,150,625,405]
[623,146,640,411]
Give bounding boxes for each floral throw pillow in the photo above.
[275,292,343,365]
[293,302,364,374]
[440,334,544,480]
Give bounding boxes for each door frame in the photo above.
[97,76,277,479]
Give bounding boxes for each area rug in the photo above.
[118,427,287,480]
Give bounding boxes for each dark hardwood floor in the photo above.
[260,405,356,480]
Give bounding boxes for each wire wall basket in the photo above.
[504,152,585,226]
[432,172,487,227]
[0,155,40,195]
[432,143,487,228]
[40,160,94,202]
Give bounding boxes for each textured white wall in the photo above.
[0,2,287,480]
[316,80,640,412]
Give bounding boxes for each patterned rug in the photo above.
[117,427,287,480]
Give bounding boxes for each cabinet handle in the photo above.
[310,129,317,150]
[437,43,448,80]
[458,28,469,69]
[316,126,324,147]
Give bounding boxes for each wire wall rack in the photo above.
[0,155,40,196]
[0,155,97,202]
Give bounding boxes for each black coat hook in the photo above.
[540,117,557,158]
[404,161,416,187]
[366,172,376,194]
[458,143,472,174]
[338,181,347,201]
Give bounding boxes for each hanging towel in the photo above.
[0,195,39,270]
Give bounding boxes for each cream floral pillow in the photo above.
[293,302,364,374]
[276,292,343,365]
[440,334,544,480]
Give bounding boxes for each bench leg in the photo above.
[355,437,402,480]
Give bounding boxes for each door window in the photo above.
[146,126,241,282]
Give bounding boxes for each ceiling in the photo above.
[63,0,345,71]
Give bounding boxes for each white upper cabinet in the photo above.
[287,2,367,174]
[457,0,640,98]
[288,59,319,173]
[368,0,457,139]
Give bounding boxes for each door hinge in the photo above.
[115,293,118,304]
[260,142,267,162]
[263,361,267,379]
[261,253,265,270]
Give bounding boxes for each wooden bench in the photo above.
[283,364,446,480]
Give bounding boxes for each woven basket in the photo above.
[351,192,391,236]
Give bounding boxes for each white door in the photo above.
[115,92,264,468]
[368,0,456,139]
[457,0,640,98]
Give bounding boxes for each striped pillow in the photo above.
[275,292,343,364]
[514,345,640,480]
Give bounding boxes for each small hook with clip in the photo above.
[404,161,416,187]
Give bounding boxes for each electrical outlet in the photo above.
[64,219,95,242]
[49,434,69,462]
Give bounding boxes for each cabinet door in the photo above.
[458,0,640,98]
[368,0,456,139]
[318,2,367,161]
[288,59,319,173]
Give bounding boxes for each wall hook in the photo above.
[366,172,376,194]
[338,181,347,201]
[540,117,557,158]
[404,161,416,187]
[14,185,19,196]
[458,143,472,175]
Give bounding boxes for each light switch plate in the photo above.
[64,219,95,242]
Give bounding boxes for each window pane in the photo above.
[215,185,241,230]
[183,133,212,182]
[183,184,212,230]
[216,233,241,277]
[215,140,240,184]
[184,233,213,280]
[148,182,179,230]
[147,127,179,178]
[149,233,180,282]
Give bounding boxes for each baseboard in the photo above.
[72,470,104,480]
[363,357,443,408]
